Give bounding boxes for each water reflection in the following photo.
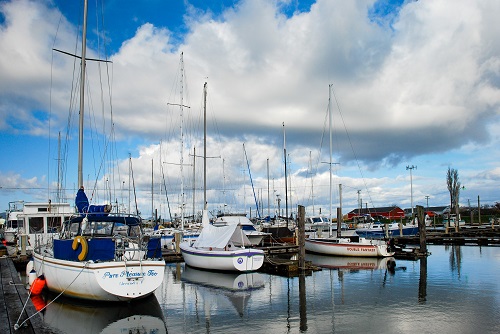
[305,253,396,272]
[180,266,265,317]
[298,273,307,332]
[36,246,498,333]
[36,293,166,334]
[448,244,462,274]
[418,256,427,304]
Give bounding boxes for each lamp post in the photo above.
[406,165,417,216]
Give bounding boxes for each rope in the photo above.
[14,261,88,331]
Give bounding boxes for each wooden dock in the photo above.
[394,228,500,247]
[0,257,50,334]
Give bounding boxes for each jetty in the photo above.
[394,227,500,247]
[0,257,50,334]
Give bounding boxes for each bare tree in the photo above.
[446,167,461,232]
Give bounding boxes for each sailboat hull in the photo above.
[33,251,165,302]
[180,243,264,272]
[304,238,394,257]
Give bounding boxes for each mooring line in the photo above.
[14,261,88,331]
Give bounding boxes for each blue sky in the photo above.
[1,0,499,219]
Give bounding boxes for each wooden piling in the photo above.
[416,205,427,255]
[297,205,305,270]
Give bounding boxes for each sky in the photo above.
[1,0,499,220]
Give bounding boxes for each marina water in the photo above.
[35,245,500,333]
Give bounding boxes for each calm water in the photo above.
[34,245,500,334]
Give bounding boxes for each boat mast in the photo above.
[77,0,88,189]
[328,84,333,237]
[192,146,196,219]
[309,151,315,215]
[203,82,207,210]
[267,158,270,219]
[283,122,289,228]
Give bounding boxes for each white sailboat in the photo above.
[180,210,265,271]
[179,83,265,272]
[304,85,394,258]
[213,213,270,246]
[32,0,165,302]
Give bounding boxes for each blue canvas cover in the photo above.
[54,238,115,262]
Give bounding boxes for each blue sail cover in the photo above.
[75,188,110,216]
[75,188,89,213]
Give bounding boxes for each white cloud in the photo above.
[1,0,499,216]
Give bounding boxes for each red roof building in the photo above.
[347,206,405,220]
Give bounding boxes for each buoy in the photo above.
[30,275,46,295]
[30,295,46,312]
[26,258,34,276]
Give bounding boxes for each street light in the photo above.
[406,165,417,215]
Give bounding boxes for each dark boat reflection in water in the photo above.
[35,293,167,334]
[181,265,265,317]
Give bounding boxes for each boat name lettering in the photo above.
[346,247,375,252]
[102,272,119,279]
[102,270,158,279]
[147,270,158,276]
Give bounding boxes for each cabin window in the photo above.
[48,217,61,232]
[129,225,140,238]
[84,221,113,236]
[69,222,80,236]
[29,217,44,233]
[10,220,23,229]
[37,208,48,212]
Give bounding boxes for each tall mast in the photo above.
[267,158,270,219]
[309,151,315,215]
[180,52,185,227]
[57,131,62,202]
[283,122,288,228]
[203,82,207,209]
[192,146,196,219]
[329,84,333,236]
[78,0,88,189]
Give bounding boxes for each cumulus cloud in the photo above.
[1,0,499,216]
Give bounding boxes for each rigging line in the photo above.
[130,158,139,215]
[15,264,88,330]
[160,153,173,221]
[330,84,376,208]
[47,9,65,202]
[243,143,261,218]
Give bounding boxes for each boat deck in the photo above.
[0,257,50,334]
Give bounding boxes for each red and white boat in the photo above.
[304,236,394,257]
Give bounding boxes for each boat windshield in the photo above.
[66,219,141,238]
[240,225,257,231]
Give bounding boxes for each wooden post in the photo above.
[20,235,27,256]
[336,207,342,238]
[297,205,305,270]
[478,195,481,225]
[416,205,427,255]
[174,231,182,254]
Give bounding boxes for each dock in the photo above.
[394,228,500,247]
[0,257,50,334]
